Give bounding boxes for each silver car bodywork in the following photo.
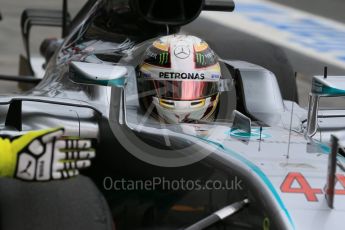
[1,0,345,229]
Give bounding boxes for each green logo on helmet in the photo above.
[159,52,169,65]
[196,53,206,65]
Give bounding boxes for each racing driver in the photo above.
[137,34,226,124]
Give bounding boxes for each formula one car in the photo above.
[1,0,345,230]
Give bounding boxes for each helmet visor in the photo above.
[138,79,219,100]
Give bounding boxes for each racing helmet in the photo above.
[137,35,222,123]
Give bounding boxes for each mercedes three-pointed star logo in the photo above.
[174,45,191,59]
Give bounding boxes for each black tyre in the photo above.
[0,176,114,230]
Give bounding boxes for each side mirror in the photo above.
[306,75,345,137]
[311,75,345,96]
[69,61,129,87]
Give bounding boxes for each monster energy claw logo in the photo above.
[196,53,206,65]
[159,52,169,65]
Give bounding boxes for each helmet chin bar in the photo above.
[152,96,216,123]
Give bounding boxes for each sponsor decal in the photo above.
[204,51,214,59]
[159,72,205,80]
[146,50,158,59]
[196,53,206,65]
[159,52,169,65]
[174,45,191,59]
[280,172,345,202]
[211,74,220,79]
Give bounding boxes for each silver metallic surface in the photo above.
[306,94,320,137]
[2,1,345,229]
[214,199,249,219]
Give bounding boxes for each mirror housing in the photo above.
[312,75,345,96]
[307,75,345,137]
[69,62,129,87]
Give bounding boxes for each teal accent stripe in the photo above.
[320,85,345,95]
[71,74,127,87]
[312,78,345,96]
[318,142,331,153]
[316,141,345,163]
[108,77,127,87]
[198,137,295,229]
